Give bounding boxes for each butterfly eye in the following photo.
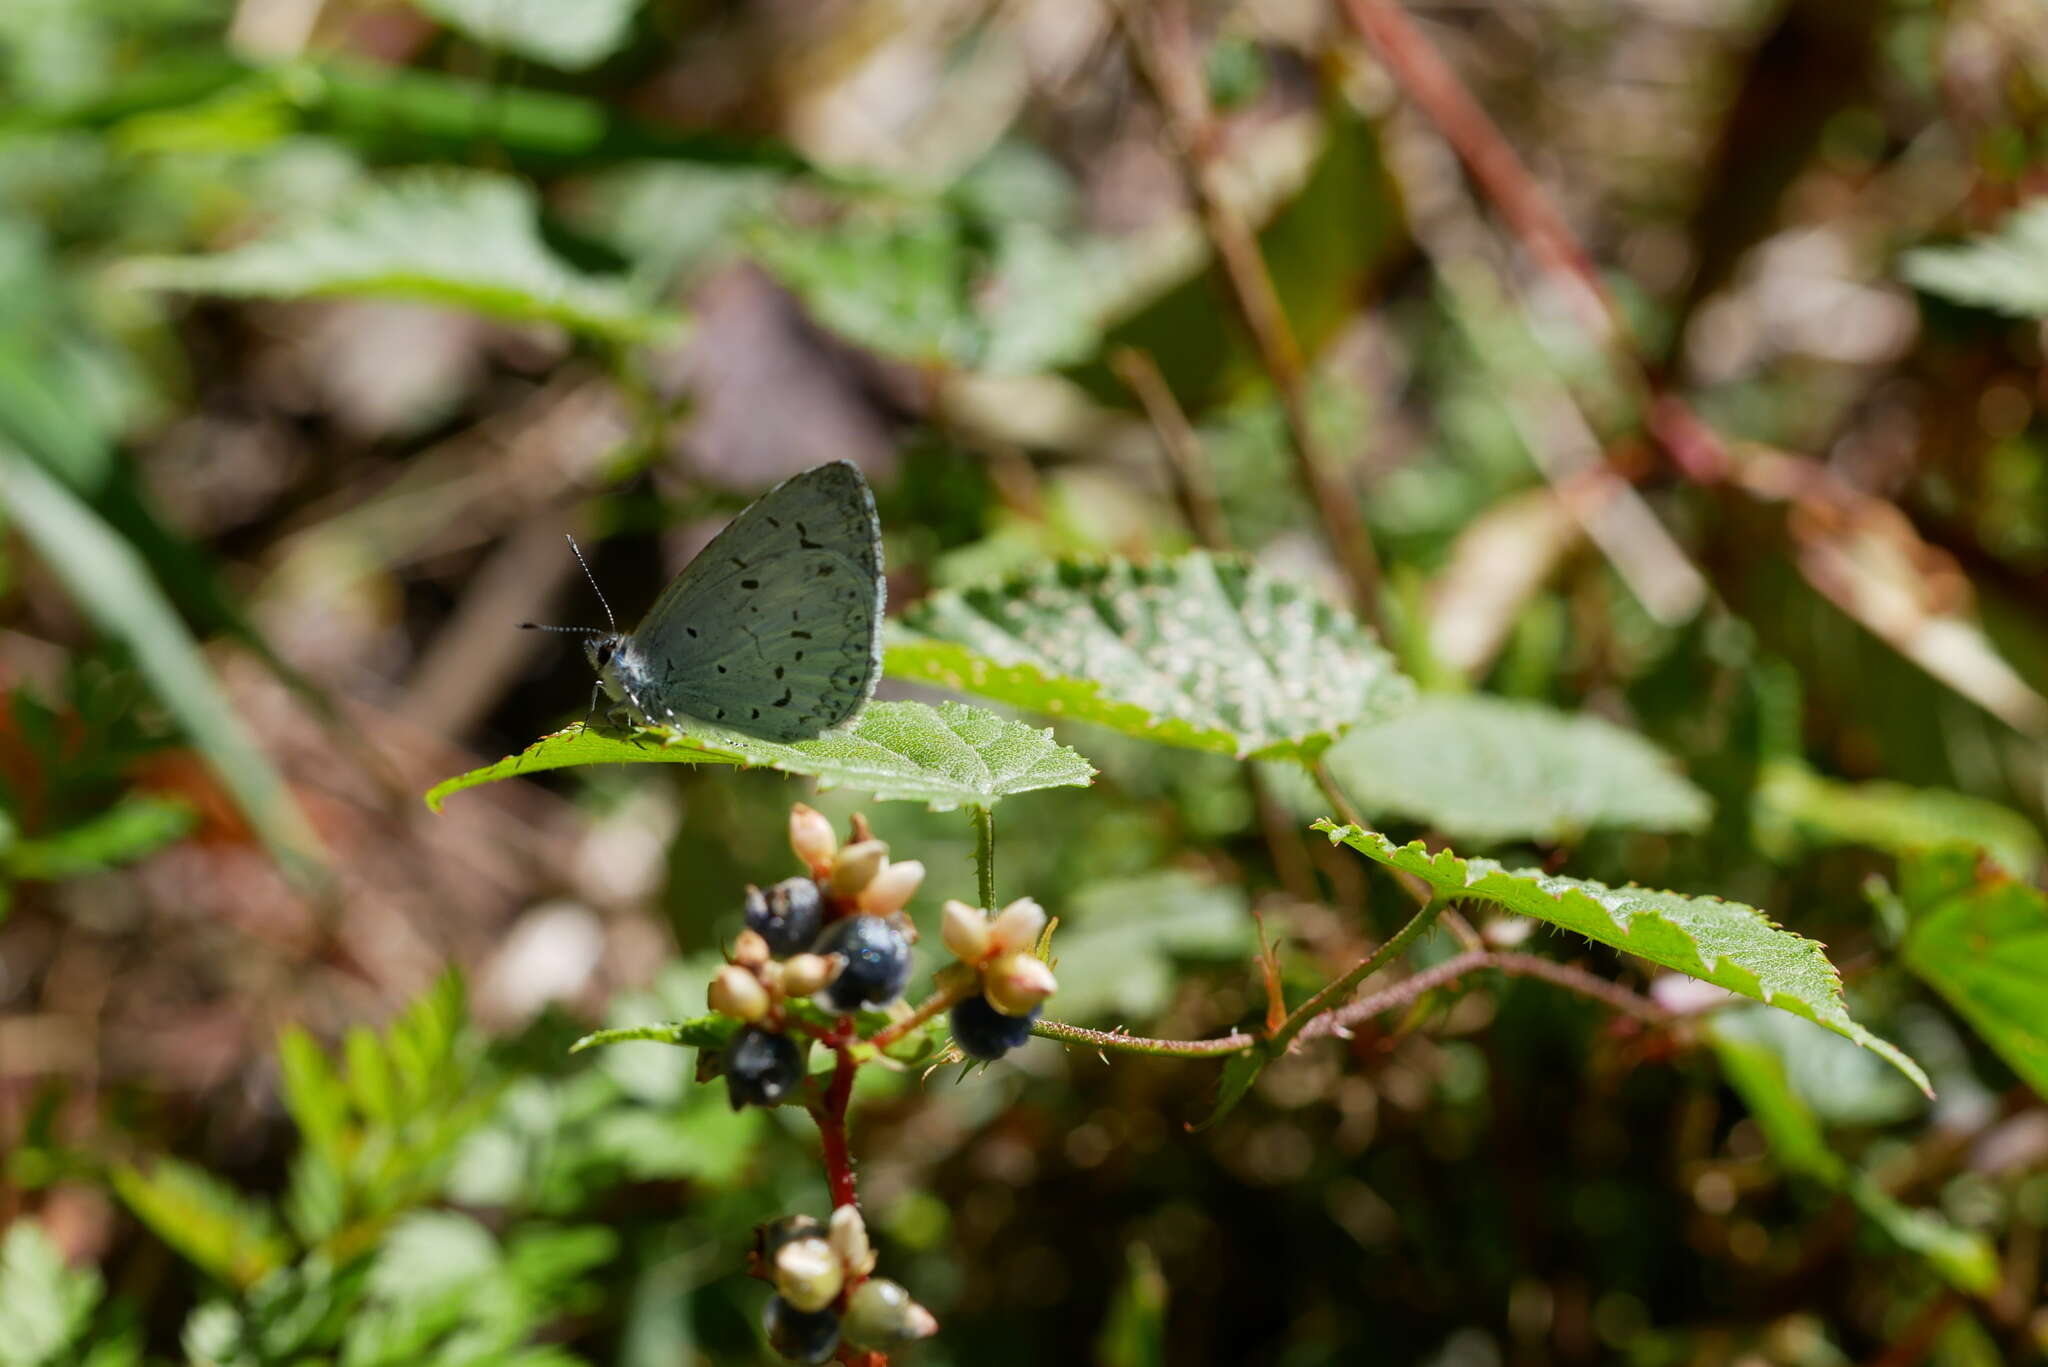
[594,640,616,667]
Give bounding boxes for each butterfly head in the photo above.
[582,633,628,678]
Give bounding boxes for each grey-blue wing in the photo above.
[621,461,884,741]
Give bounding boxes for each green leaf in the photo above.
[3,795,193,880]
[426,700,1096,813]
[1756,761,2042,877]
[889,554,1413,761]
[1317,694,1711,846]
[1094,1243,1169,1367]
[1900,201,2048,318]
[0,1220,104,1367]
[110,1160,288,1291]
[1708,1020,1995,1295]
[1315,822,1929,1093]
[1190,1049,1266,1133]
[124,171,680,344]
[1047,872,1257,1021]
[1899,845,2048,1100]
[569,1016,738,1054]
[0,440,324,879]
[275,1027,350,1170]
[415,0,644,70]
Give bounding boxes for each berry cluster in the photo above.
[941,897,1058,1060]
[755,1207,936,1363]
[708,805,922,1111]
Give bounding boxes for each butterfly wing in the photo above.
[617,461,884,741]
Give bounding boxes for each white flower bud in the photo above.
[858,859,925,915]
[709,965,770,1023]
[828,1204,876,1278]
[789,803,838,875]
[940,900,992,963]
[988,897,1047,957]
[773,1235,844,1313]
[828,840,889,898]
[733,929,772,968]
[843,1278,937,1349]
[982,951,1057,1017]
[781,953,836,998]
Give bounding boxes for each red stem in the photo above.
[815,1044,860,1210]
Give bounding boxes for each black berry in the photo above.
[814,915,913,1012]
[725,1026,804,1110]
[764,1295,840,1364]
[950,993,1039,1060]
[746,878,825,957]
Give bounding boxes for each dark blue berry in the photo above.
[746,878,825,957]
[950,993,1038,1060]
[813,915,912,1012]
[764,1295,840,1364]
[725,1026,804,1110]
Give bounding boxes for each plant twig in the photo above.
[972,805,996,910]
[1112,346,1232,551]
[1269,891,1445,1053]
[1030,1018,1258,1058]
[813,1046,860,1209]
[1116,0,1388,631]
[869,980,972,1051]
[1293,948,1670,1043]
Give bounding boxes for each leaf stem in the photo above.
[1269,893,1445,1054]
[1029,1018,1258,1058]
[973,805,996,909]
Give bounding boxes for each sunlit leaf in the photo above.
[0,1220,105,1367]
[1899,845,2048,1101]
[0,440,324,879]
[427,700,1095,813]
[1315,822,1928,1093]
[415,0,645,71]
[889,554,1413,761]
[125,171,680,344]
[1900,201,2048,318]
[1318,694,1711,845]
[110,1160,288,1291]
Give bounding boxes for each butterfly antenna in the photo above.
[563,533,617,633]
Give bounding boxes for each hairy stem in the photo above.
[1269,892,1445,1053]
[1030,1018,1258,1058]
[973,805,996,910]
[868,979,973,1051]
[813,1046,860,1210]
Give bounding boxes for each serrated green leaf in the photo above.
[889,554,1413,760]
[415,0,644,70]
[0,1220,104,1367]
[276,1027,350,1169]
[125,171,680,344]
[1757,761,2042,877]
[1900,201,2048,318]
[1048,872,1257,1021]
[1317,694,1710,845]
[427,700,1095,813]
[1315,822,1928,1093]
[1899,845,2048,1101]
[569,1016,737,1054]
[110,1160,288,1291]
[0,440,324,879]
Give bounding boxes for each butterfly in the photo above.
[526,461,884,742]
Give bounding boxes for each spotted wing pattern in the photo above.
[609,461,884,741]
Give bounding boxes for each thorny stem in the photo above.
[973,805,996,910]
[1269,892,1446,1054]
[1311,760,1438,911]
[1030,1018,1259,1058]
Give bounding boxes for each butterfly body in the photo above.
[580,461,884,742]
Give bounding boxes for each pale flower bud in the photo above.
[828,1204,876,1278]
[857,859,925,915]
[781,953,836,998]
[709,965,770,1022]
[733,929,772,968]
[941,900,992,963]
[789,803,838,875]
[828,840,889,898]
[843,1278,938,1349]
[982,951,1057,1017]
[773,1236,844,1313]
[988,897,1047,957]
